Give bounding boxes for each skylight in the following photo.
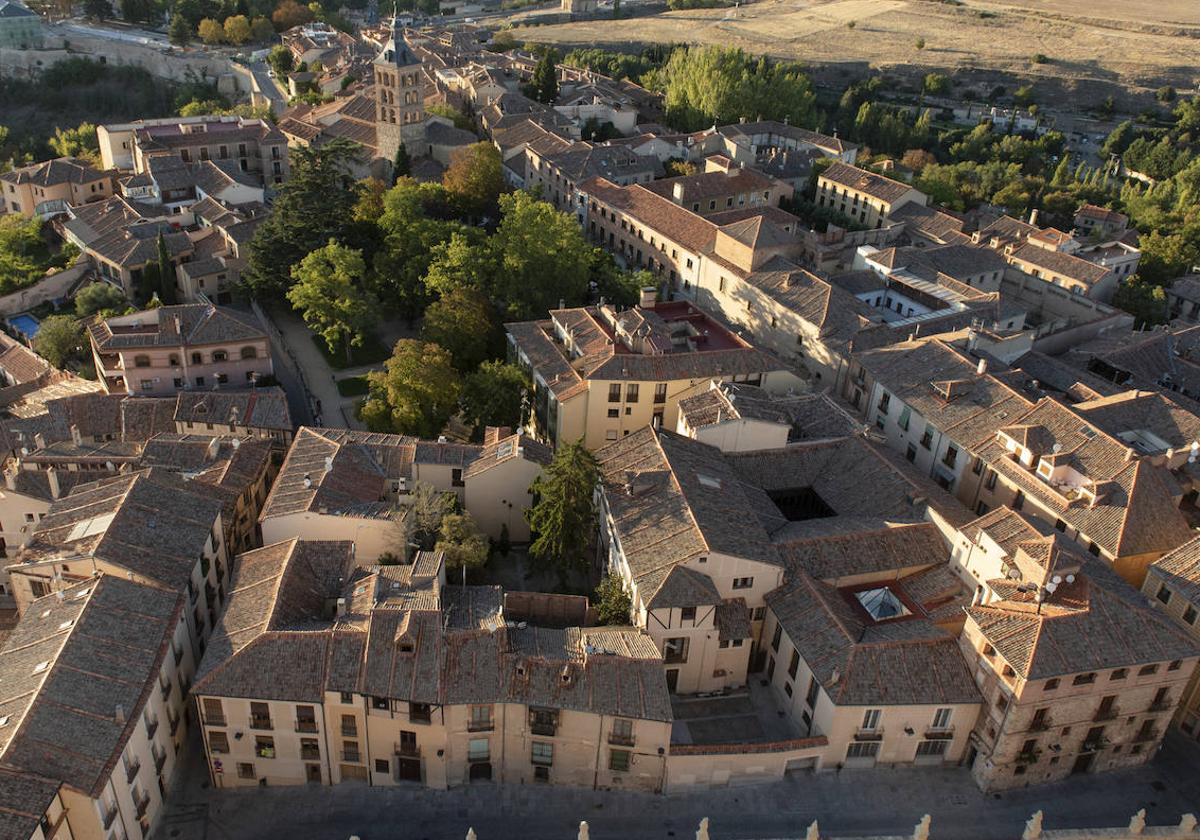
[497,440,515,459]
[854,587,911,622]
[697,474,722,490]
[33,661,49,674]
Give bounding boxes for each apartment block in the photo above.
[0,157,117,218]
[506,297,803,450]
[88,303,273,396]
[960,535,1198,791]
[1142,537,1200,741]
[98,116,289,187]
[594,426,974,696]
[258,425,551,557]
[172,387,294,444]
[0,576,196,840]
[676,381,859,453]
[192,540,672,792]
[816,163,927,229]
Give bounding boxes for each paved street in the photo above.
[153,734,1200,840]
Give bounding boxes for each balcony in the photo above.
[1093,707,1119,722]
[530,722,557,737]
[300,746,321,761]
[249,716,273,730]
[154,749,167,774]
[395,742,421,758]
[341,750,362,763]
[608,733,636,747]
[1149,699,1172,713]
[124,758,141,783]
[1028,716,1052,732]
[295,720,319,733]
[102,803,119,829]
[341,725,358,738]
[169,715,181,736]
[146,717,160,739]
[1016,749,1040,765]
[1132,728,1160,744]
[160,681,172,701]
[134,793,151,819]
[173,645,184,666]
[467,720,494,733]
[853,728,884,742]
[924,726,955,740]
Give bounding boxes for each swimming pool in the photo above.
[8,314,41,339]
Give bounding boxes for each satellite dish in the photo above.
[1051,575,1062,584]
[1045,582,1057,593]
[1052,443,1062,453]
[1007,567,1022,580]
[1065,574,1076,583]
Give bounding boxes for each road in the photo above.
[248,60,287,109]
[153,732,1200,840]
[58,21,169,47]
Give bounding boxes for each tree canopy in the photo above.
[32,315,84,368]
[362,340,461,437]
[420,285,501,372]
[75,282,127,318]
[442,142,504,219]
[461,360,529,438]
[287,240,378,364]
[435,512,489,575]
[526,439,599,578]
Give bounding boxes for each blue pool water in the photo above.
[9,314,41,338]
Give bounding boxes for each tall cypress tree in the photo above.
[393,142,411,183]
[156,233,177,305]
[525,439,599,581]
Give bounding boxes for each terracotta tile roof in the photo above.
[1008,242,1110,286]
[766,570,980,706]
[88,303,266,351]
[742,265,874,346]
[967,560,1198,679]
[0,157,113,188]
[173,387,293,432]
[1073,389,1200,454]
[646,565,722,610]
[677,383,859,440]
[820,162,915,204]
[1147,536,1200,606]
[0,768,60,840]
[0,576,184,797]
[0,334,50,385]
[780,522,949,582]
[578,176,719,253]
[715,598,752,641]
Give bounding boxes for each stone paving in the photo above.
[152,731,1200,840]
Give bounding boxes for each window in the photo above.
[410,702,432,723]
[1168,660,1182,672]
[212,350,228,362]
[916,740,948,758]
[611,717,634,745]
[202,697,225,725]
[300,738,320,760]
[250,701,271,729]
[296,705,317,732]
[254,736,275,758]
[626,384,639,403]
[845,742,879,759]
[732,577,753,590]
[451,468,464,488]
[237,763,255,779]
[609,749,631,772]
[770,624,781,652]
[1013,491,1025,511]
[208,731,230,753]
[341,714,357,736]
[608,384,621,403]
[240,346,257,360]
[1073,672,1096,686]
[680,606,696,622]
[984,469,997,491]
[133,355,151,368]
[195,376,205,387]
[931,708,952,730]
[531,742,553,766]
[877,392,890,414]
[1156,585,1172,605]
[898,406,911,431]
[607,409,619,418]
[1043,678,1059,691]
[469,705,493,731]
[786,650,800,678]
[468,738,489,762]
[372,696,388,710]
[663,637,689,664]
[1110,669,1127,680]
[375,759,390,774]
[654,383,667,404]
[920,426,933,449]
[191,352,202,364]
[943,445,958,469]
[805,677,819,709]
[1184,605,1197,625]
[1138,664,1158,677]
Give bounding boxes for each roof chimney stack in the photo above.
[639,286,657,309]
[977,358,988,376]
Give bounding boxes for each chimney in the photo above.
[114,704,125,724]
[69,424,81,446]
[977,358,988,376]
[4,470,15,491]
[639,286,657,309]
[33,432,45,450]
[1028,208,1039,227]
[336,597,347,617]
[47,468,60,500]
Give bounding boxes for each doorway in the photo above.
[1071,753,1094,775]
[469,762,492,782]
[305,763,322,784]
[666,669,679,693]
[397,758,421,782]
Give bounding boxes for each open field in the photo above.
[511,0,1200,98]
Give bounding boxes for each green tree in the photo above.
[435,512,489,576]
[169,12,192,45]
[427,103,474,132]
[266,43,293,76]
[422,230,493,298]
[155,233,176,305]
[271,0,313,28]
[442,142,504,218]
[32,315,84,368]
[83,0,110,19]
[392,142,411,182]
[420,285,500,372]
[526,439,599,578]
[287,240,377,364]
[590,251,648,307]
[74,282,127,317]
[198,17,224,43]
[461,360,529,435]
[224,14,252,44]
[48,123,99,163]
[362,340,461,437]
[593,575,631,625]
[405,481,455,550]
[244,139,360,299]
[1112,276,1168,329]
[923,73,950,96]
[488,190,591,318]
[250,15,274,40]
[531,50,559,104]
[0,215,44,293]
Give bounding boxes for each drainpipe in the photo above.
[362,695,373,788]
[319,701,332,785]
[592,713,605,790]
